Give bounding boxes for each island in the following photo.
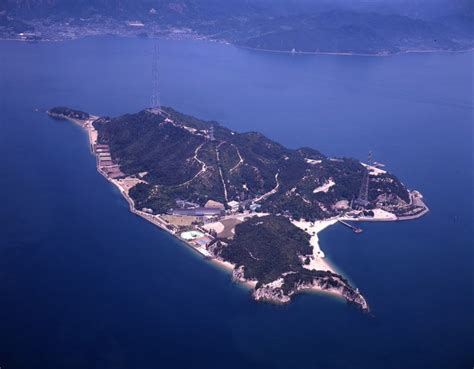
[47,106,429,312]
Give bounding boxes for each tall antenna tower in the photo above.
[151,41,161,111]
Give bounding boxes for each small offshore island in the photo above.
[48,106,429,312]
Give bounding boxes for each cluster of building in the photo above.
[170,198,261,220]
[180,230,213,250]
[164,198,259,254]
[125,20,145,28]
[95,144,124,178]
[171,199,225,217]
[16,32,41,41]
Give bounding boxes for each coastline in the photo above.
[292,218,340,274]
[47,111,361,305]
[47,109,427,312]
[238,44,474,58]
[47,110,260,289]
[3,33,472,59]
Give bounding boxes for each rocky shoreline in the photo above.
[251,276,369,312]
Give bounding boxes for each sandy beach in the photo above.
[291,219,339,273]
[210,257,258,289]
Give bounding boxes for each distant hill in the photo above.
[1,0,265,20]
[235,10,474,54]
[2,1,472,53]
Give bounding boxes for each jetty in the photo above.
[338,220,363,234]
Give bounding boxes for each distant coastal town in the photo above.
[47,106,429,312]
[2,9,473,57]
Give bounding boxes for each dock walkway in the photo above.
[338,220,363,234]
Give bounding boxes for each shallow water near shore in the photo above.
[0,37,472,369]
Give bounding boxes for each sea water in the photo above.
[0,37,472,369]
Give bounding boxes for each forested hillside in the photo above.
[91,107,411,219]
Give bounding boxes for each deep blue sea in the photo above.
[0,37,472,369]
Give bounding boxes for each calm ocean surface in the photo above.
[0,37,472,369]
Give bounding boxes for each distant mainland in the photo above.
[2,3,473,56]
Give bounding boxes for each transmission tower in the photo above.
[151,41,161,111]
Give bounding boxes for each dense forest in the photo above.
[215,215,366,307]
[219,215,312,284]
[89,107,411,219]
[236,10,473,54]
[48,106,90,120]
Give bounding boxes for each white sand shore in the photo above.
[307,285,346,301]
[291,218,339,273]
[210,258,257,288]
